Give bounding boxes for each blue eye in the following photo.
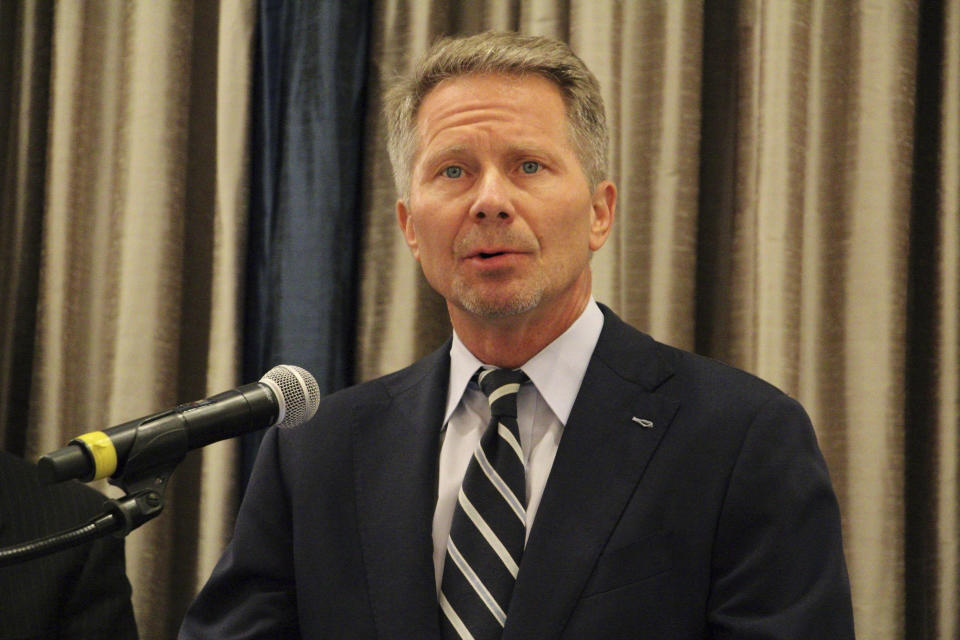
[442,166,463,179]
[521,161,541,174]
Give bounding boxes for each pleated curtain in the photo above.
[1,2,255,637]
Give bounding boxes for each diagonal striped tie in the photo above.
[441,367,529,640]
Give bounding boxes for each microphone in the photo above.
[38,365,320,484]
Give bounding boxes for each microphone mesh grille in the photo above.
[261,365,321,428]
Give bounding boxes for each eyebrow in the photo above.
[417,144,467,168]
[421,142,556,167]
[503,142,554,159]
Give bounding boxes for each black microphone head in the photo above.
[259,365,321,428]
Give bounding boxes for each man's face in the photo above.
[396,73,615,323]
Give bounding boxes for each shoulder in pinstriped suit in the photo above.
[0,449,138,640]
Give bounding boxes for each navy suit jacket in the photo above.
[181,306,854,638]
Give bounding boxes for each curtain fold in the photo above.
[241,0,370,485]
[934,8,959,639]
[358,1,960,637]
[905,2,960,637]
[0,1,52,456]
[582,1,704,348]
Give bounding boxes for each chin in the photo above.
[455,288,544,319]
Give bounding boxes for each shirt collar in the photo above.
[444,299,604,427]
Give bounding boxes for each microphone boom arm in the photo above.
[0,458,176,568]
[0,510,123,568]
[2,365,320,568]
[2,398,211,567]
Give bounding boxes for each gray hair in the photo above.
[384,31,609,200]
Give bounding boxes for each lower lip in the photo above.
[465,253,524,269]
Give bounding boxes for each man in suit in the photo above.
[0,449,138,639]
[180,31,854,638]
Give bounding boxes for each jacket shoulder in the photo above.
[316,341,450,412]
[595,304,792,414]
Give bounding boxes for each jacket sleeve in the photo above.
[706,393,855,639]
[179,426,301,640]
[60,529,139,640]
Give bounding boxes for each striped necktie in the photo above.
[440,367,529,640]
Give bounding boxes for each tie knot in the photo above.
[476,367,528,419]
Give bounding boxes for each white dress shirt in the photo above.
[432,299,604,591]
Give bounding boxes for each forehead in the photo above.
[414,73,571,152]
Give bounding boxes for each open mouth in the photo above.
[462,247,525,266]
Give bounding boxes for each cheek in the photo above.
[409,214,455,264]
[414,194,468,243]
[546,203,595,251]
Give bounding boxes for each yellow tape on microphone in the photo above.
[74,431,118,480]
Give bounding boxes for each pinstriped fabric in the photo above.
[441,368,528,640]
[0,451,138,639]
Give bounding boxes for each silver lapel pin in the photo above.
[631,417,654,428]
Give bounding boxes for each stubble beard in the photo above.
[451,272,547,319]
[449,228,547,318]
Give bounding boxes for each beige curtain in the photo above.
[0,1,254,637]
[358,1,960,638]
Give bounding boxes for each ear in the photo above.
[396,199,420,260]
[588,180,616,251]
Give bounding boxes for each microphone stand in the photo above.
[0,442,183,568]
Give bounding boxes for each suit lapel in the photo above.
[504,308,679,639]
[352,345,450,639]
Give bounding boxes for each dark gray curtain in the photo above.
[243,0,371,485]
[0,2,52,456]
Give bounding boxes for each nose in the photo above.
[469,169,514,222]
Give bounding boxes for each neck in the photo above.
[449,276,592,369]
